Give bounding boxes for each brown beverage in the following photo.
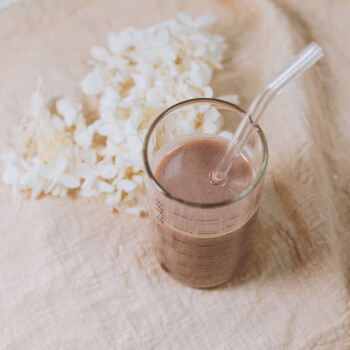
[152,137,258,288]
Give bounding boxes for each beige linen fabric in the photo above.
[1,0,350,348]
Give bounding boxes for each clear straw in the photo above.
[210,42,324,185]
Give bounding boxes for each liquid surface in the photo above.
[154,138,254,204]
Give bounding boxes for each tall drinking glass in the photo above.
[143,98,268,288]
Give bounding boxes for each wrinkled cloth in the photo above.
[0,0,350,349]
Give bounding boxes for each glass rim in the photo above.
[142,98,268,209]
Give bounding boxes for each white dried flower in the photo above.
[56,96,82,127]
[1,12,236,216]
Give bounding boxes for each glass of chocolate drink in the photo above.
[143,98,268,288]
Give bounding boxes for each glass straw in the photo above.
[210,42,324,185]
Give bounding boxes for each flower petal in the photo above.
[45,180,57,194]
[75,129,93,149]
[2,165,20,184]
[60,174,80,189]
[59,185,68,197]
[53,156,67,175]
[202,120,218,134]
[195,14,217,29]
[19,171,38,189]
[51,115,65,131]
[146,88,163,109]
[132,175,144,185]
[218,94,239,105]
[127,135,142,153]
[97,180,115,193]
[100,163,118,179]
[118,179,136,193]
[108,32,120,54]
[51,185,60,196]
[91,46,111,62]
[82,68,104,95]
[125,206,145,216]
[189,61,212,87]
[37,164,55,180]
[81,176,96,190]
[177,12,193,26]
[31,181,44,199]
[204,107,221,122]
[204,86,213,98]
[56,96,82,127]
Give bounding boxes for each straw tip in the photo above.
[209,171,228,186]
[307,41,324,57]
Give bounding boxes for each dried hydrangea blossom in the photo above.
[1,13,239,215]
[79,12,233,212]
[2,90,83,199]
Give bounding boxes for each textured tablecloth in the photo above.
[1,0,350,349]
